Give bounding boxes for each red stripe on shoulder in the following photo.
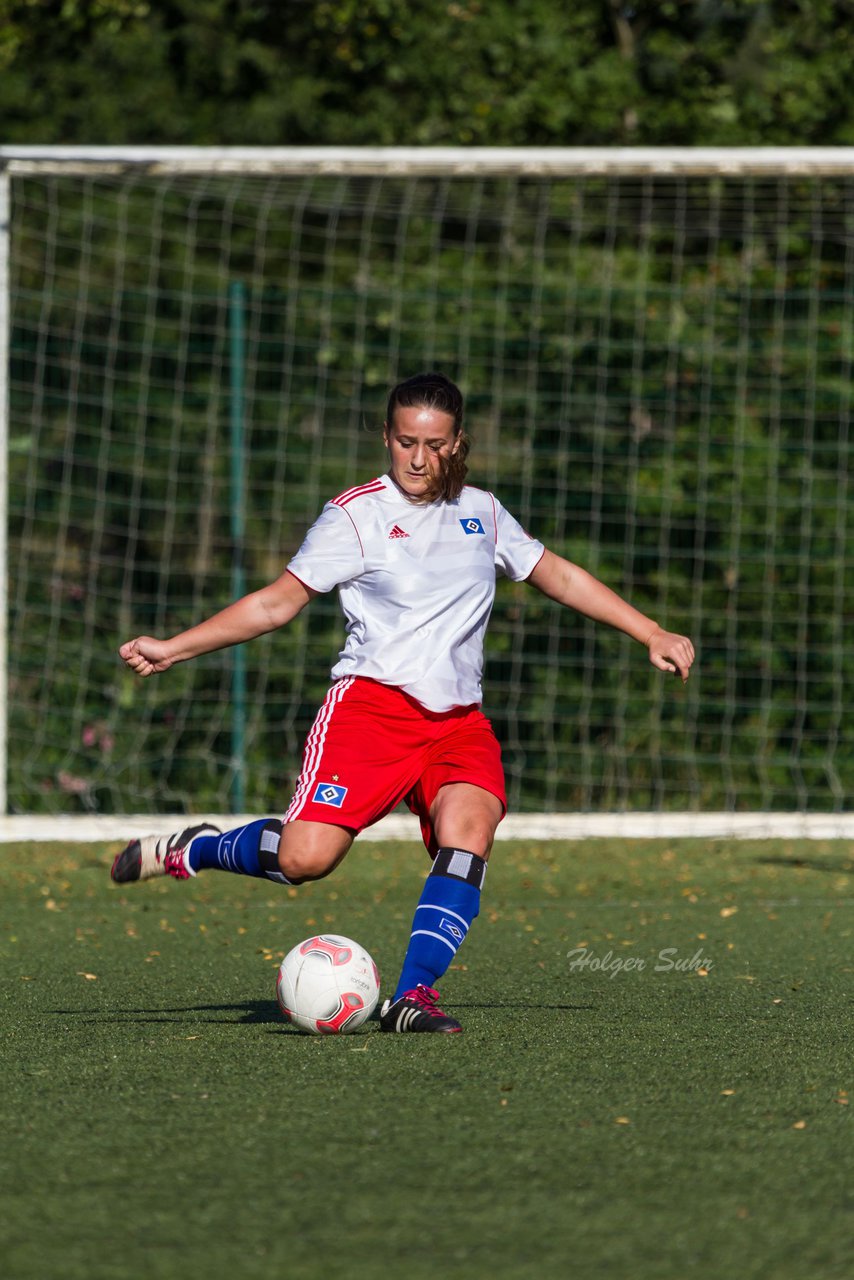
[332,478,385,508]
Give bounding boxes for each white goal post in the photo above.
[3,145,854,841]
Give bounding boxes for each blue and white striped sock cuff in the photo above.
[430,846,487,890]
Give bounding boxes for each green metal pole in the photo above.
[229,281,246,813]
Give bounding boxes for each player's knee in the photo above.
[460,821,497,859]
[278,855,330,884]
[431,786,503,859]
[433,819,496,860]
[277,823,351,884]
[277,843,331,883]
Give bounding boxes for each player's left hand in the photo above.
[646,629,695,683]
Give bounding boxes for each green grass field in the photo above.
[2,835,852,1280]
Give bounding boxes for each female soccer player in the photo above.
[113,372,695,1033]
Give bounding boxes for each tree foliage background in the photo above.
[3,2,854,816]
[2,1,854,147]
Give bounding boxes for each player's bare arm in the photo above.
[527,548,695,683]
[119,570,317,677]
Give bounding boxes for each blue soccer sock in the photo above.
[392,847,487,1001]
[187,818,290,883]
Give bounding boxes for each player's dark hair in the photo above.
[386,372,470,504]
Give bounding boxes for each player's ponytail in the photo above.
[425,430,470,504]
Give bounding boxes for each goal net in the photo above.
[2,147,853,825]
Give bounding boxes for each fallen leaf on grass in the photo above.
[77,972,98,981]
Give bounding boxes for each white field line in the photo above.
[2,812,854,843]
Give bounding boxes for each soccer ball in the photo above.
[276,934,380,1034]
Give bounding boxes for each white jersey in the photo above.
[286,474,544,712]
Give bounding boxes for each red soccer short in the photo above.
[282,676,506,854]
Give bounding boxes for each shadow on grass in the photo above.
[48,1001,283,1025]
[454,1002,594,1011]
[757,854,854,874]
[48,999,594,1027]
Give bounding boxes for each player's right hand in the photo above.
[119,636,174,677]
[646,628,695,684]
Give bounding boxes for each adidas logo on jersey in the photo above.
[388,525,410,539]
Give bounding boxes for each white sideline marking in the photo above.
[1,812,854,843]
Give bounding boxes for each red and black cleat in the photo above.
[379,984,462,1033]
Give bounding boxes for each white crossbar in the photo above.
[2,146,854,177]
